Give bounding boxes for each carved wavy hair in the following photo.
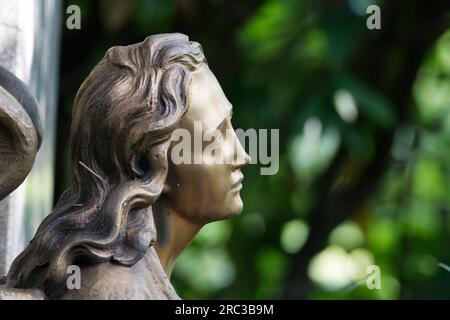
[6,33,207,297]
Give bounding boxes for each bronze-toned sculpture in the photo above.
[1,33,249,299]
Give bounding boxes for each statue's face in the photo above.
[163,65,249,223]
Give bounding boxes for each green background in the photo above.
[55,0,450,299]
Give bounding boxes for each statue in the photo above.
[0,33,249,299]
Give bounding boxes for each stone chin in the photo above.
[210,194,245,223]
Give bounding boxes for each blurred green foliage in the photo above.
[57,0,450,299]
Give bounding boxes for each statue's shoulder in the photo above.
[0,285,46,300]
[59,261,140,300]
[60,249,180,300]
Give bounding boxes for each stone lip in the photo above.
[0,285,46,300]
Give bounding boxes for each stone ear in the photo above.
[0,66,43,201]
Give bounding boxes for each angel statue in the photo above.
[0,33,249,300]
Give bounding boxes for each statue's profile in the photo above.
[0,33,249,299]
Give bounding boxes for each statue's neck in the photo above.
[153,201,203,278]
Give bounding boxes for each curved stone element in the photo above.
[0,67,45,299]
[0,66,43,148]
[0,87,37,200]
